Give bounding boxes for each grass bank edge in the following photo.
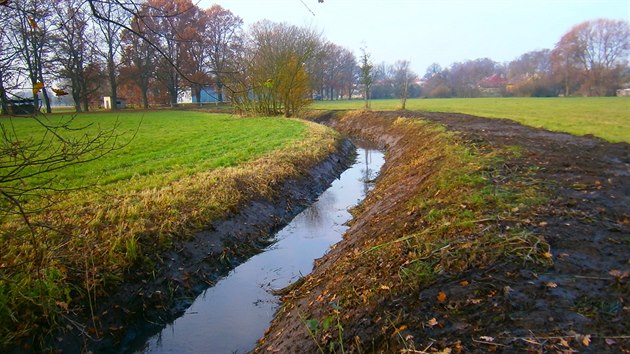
[0,118,342,349]
[274,112,552,351]
[310,97,630,144]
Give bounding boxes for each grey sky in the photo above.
[199,0,630,75]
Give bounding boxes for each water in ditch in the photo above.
[136,147,385,354]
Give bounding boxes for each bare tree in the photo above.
[424,63,442,79]
[553,19,630,96]
[137,0,204,107]
[8,0,54,113]
[0,15,21,115]
[393,60,416,110]
[205,5,243,103]
[447,58,501,97]
[50,0,98,112]
[507,49,557,97]
[178,4,210,105]
[90,0,130,110]
[314,43,357,100]
[120,10,157,109]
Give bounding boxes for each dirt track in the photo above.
[256,111,630,353]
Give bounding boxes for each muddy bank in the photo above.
[137,146,384,353]
[50,138,356,353]
[255,111,630,353]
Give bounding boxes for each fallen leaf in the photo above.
[28,16,38,29]
[55,301,68,311]
[398,324,408,331]
[427,318,438,327]
[546,282,558,288]
[582,334,591,347]
[459,280,470,287]
[380,284,391,291]
[437,291,447,303]
[559,338,570,347]
[538,221,548,227]
[605,338,617,346]
[543,251,553,259]
[480,336,495,342]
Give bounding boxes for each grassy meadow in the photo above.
[6,111,306,190]
[310,97,630,143]
[0,110,341,347]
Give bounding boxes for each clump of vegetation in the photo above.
[0,111,341,349]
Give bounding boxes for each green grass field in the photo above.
[4,111,307,191]
[310,97,630,143]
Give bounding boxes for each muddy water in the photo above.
[135,148,385,354]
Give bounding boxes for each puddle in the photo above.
[133,147,385,354]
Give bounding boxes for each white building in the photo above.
[103,96,127,109]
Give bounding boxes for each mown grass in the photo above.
[5,111,306,190]
[0,111,340,349]
[310,97,630,143]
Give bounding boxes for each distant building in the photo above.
[7,98,36,115]
[103,96,127,109]
[616,88,630,97]
[191,86,224,103]
[478,74,507,97]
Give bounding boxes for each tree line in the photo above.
[421,19,630,98]
[0,0,366,116]
[1,1,628,118]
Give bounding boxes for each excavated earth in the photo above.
[255,110,630,353]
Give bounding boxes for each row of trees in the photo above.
[422,19,630,98]
[0,0,248,112]
[1,0,368,116]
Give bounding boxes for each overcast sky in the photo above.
[198,0,629,75]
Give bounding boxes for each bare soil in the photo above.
[255,111,630,353]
